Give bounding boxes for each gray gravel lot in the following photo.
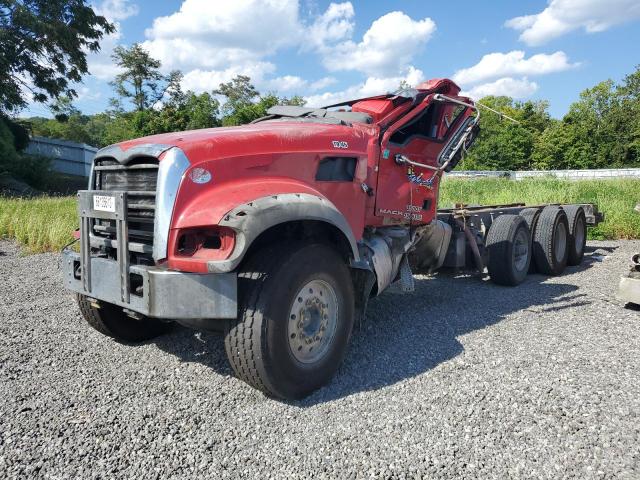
[1,239,639,479]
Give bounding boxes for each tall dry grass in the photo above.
[1,178,639,253]
[0,196,77,252]
[441,177,640,240]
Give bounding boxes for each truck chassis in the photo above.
[62,79,606,399]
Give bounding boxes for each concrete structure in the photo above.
[25,136,98,177]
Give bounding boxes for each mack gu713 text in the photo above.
[63,79,603,399]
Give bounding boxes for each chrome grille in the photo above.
[93,158,158,246]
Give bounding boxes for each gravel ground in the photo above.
[1,239,639,479]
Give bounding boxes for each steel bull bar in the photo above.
[63,190,237,320]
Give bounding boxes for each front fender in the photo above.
[207,192,360,273]
[172,177,324,230]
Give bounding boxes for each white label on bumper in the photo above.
[93,194,116,213]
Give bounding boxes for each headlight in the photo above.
[189,167,212,184]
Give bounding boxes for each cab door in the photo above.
[375,98,462,225]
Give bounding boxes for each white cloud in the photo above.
[143,0,302,72]
[305,2,355,50]
[304,66,423,107]
[320,11,436,76]
[140,1,432,100]
[87,28,124,80]
[87,0,139,80]
[93,0,139,21]
[452,50,577,85]
[180,63,277,92]
[263,75,336,93]
[310,77,337,91]
[85,1,435,105]
[76,86,103,102]
[461,77,539,100]
[267,75,308,92]
[506,0,640,46]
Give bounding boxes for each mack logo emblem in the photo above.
[378,208,423,221]
[332,140,348,149]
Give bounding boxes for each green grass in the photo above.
[1,178,639,253]
[0,196,77,253]
[441,178,640,240]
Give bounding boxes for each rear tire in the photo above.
[519,208,541,273]
[224,243,355,400]
[564,205,587,266]
[532,206,569,275]
[486,215,532,286]
[76,294,172,342]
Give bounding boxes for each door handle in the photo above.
[394,154,438,171]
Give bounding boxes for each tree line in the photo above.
[464,68,640,170]
[25,44,305,148]
[1,1,639,178]
[25,50,640,171]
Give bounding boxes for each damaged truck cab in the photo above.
[63,78,602,399]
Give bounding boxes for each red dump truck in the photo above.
[63,78,603,399]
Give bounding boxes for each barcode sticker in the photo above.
[93,195,116,213]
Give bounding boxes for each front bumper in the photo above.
[65,188,236,320]
[63,249,237,319]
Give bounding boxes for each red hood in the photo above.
[115,121,375,164]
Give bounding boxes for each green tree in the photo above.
[216,75,306,126]
[150,71,221,132]
[463,96,551,170]
[214,75,259,119]
[0,0,114,114]
[533,68,640,169]
[532,120,592,169]
[110,44,176,112]
[49,96,81,122]
[30,113,94,144]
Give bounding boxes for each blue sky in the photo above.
[24,0,640,119]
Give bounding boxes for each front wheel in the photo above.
[224,243,355,400]
[76,294,172,342]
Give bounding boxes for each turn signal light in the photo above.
[168,227,235,272]
[175,227,235,258]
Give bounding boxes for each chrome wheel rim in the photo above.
[513,228,529,272]
[287,279,338,364]
[554,222,567,263]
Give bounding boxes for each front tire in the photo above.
[224,243,355,400]
[76,294,172,342]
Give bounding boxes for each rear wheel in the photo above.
[76,294,172,342]
[564,205,587,266]
[519,208,541,273]
[224,243,355,400]
[486,215,532,286]
[532,206,569,275]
